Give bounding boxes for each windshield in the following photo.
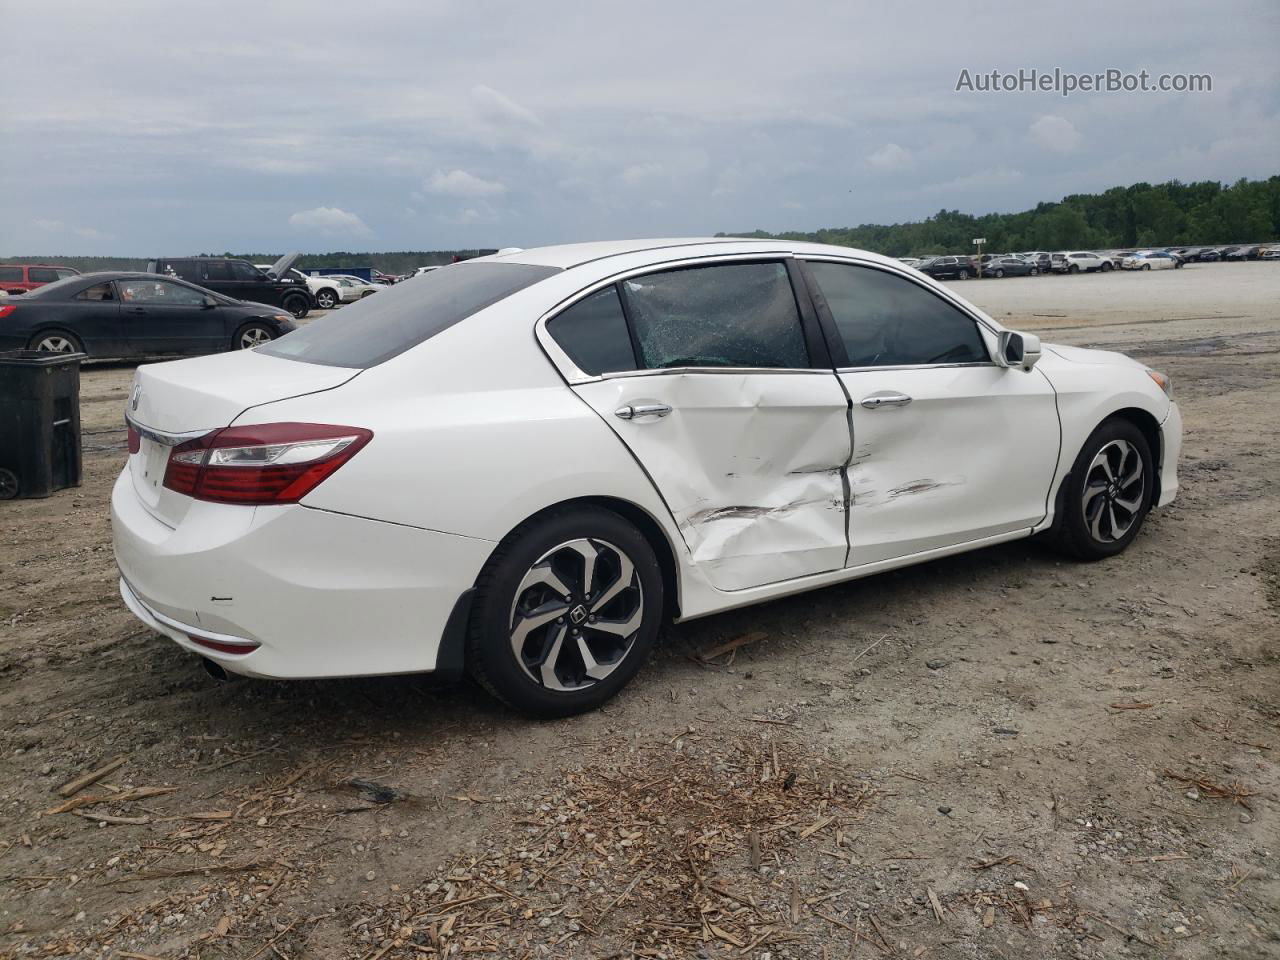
[258,262,559,368]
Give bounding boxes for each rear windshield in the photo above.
[258,262,558,368]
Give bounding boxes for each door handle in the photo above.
[860,392,912,409]
[614,403,672,420]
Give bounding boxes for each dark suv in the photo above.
[146,253,312,319]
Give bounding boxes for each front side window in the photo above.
[805,261,989,368]
[545,286,636,375]
[119,278,207,305]
[228,261,262,281]
[622,261,809,370]
[259,262,559,368]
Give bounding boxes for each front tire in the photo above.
[1051,419,1154,560]
[467,506,663,717]
[1142,263,1151,271]
[282,294,310,320]
[1101,262,1114,272]
[29,329,84,355]
[993,269,1004,278]
[1030,267,1039,276]
[234,322,276,350]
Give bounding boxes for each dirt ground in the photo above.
[2,262,1277,959]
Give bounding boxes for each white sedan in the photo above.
[113,239,1181,716]
[1122,252,1178,271]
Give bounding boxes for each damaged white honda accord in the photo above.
[113,239,1180,715]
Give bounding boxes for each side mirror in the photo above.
[201,296,218,309]
[997,330,1041,371]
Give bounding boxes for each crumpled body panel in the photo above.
[573,372,850,591]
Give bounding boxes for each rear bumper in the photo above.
[1157,401,1182,508]
[110,468,495,679]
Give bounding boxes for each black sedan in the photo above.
[0,273,297,358]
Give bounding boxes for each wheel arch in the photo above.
[490,495,683,621]
[1108,406,1162,505]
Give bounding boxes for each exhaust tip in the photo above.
[201,657,233,683]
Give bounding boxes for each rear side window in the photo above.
[0,267,23,282]
[55,269,78,280]
[545,286,636,375]
[28,268,60,283]
[201,261,232,282]
[259,262,559,368]
[76,282,115,301]
[622,262,809,370]
[805,261,988,367]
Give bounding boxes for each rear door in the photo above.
[118,277,225,354]
[548,258,851,592]
[801,258,1060,567]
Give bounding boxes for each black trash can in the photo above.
[0,350,85,499]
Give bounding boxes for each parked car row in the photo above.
[902,242,1278,280]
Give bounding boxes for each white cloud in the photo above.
[1029,115,1082,153]
[867,142,913,171]
[427,169,507,197]
[471,84,541,127]
[287,206,371,236]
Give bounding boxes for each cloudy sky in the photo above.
[2,1,1276,255]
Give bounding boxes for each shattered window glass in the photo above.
[546,285,636,375]
[806,261,988,367]
[622,262,809,370]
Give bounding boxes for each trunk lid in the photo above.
[127,350,358,525]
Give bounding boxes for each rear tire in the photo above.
[957,269,969,280]
[282,294,309,319]
[1029,267,1039,276]
[0,467,18,500]
[315,288,338,309]
[1142,263,1151,271]
[1068,264,1079,274]
[467,506,663,717]
[29,329,84,355]
[1049,418,1154,561]
[993,269,1004,278]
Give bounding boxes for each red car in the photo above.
[0,264,81,295]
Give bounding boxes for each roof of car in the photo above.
[488,237,904,272]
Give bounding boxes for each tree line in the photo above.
[717,176,1280,256]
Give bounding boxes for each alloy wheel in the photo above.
[239,326,273,349]
[36,335,76,353]
[1081,439,1144,543]
[508,538,644,692]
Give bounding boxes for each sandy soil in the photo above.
[1,262,1277,959]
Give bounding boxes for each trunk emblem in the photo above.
[130,384,142,411]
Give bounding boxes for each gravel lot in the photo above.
[2,262,1277,958]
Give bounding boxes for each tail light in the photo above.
[162,423,372,505]
[127,424,141,454]
[0,305,16,320]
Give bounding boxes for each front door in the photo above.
[117,278,225,354]
[550,260,851,592]
[801,258,1060,567]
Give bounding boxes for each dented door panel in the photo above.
[839,365,1060,567]
[573,372,850,591]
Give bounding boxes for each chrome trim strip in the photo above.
[124,412,210,447]
[837,361,998,374]
[121,578,258,649]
